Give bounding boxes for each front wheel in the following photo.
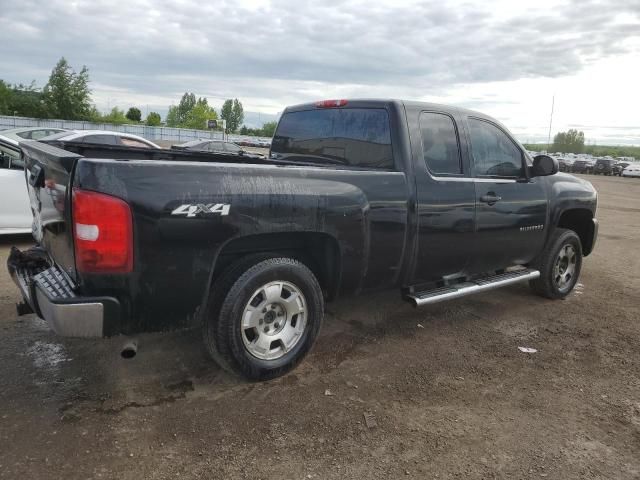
[203,256,324,380]
[530,228,583,299]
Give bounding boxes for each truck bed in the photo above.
[18,139,410,335]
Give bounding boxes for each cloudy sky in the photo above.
[1,0,639,143]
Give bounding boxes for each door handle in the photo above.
[480,193,502,205]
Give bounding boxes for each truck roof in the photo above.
[284,98,494,121]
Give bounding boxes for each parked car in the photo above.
[593,158,616,175]
[172,139,266,159]
[571,159,594,174]
[0,127,68,146]
[613,162,630,176]
[622,164,640,178]
[0,138,32,234]
[8,99,598,381]
[235,138,269,148]
[40,130,161,149]
[557,157,574,172]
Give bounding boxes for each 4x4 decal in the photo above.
[171,203,230,217]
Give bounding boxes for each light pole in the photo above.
[13,111,18,127]
[546,95,555,154]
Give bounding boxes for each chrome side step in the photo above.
[407,268,540,307]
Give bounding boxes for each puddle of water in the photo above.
[29,317,51,332]
[26,341,71,369]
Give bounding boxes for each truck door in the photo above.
[409,109,477,285]
[464,116,548,272]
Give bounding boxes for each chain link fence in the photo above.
[0,115,272,144]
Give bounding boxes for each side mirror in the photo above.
[531,155,559,177]
[238,149,245,156]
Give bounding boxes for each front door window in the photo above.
[468,118,524,178]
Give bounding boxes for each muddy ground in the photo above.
[0,174,638,479]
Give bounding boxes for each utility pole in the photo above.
[546,95,555,153]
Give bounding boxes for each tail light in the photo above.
[315,99,348,108]
[72,189,133,273]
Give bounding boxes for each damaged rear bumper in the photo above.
[7,246,119,337]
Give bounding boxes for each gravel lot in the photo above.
[1,174,638,479]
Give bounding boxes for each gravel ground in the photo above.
[0,174,638,479]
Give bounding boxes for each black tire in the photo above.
[203,256,324,380]
[530,228,583,299]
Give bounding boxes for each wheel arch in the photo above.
[556,208,596,256]
[209,231,342,302]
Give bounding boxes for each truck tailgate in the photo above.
[20,141,81,280]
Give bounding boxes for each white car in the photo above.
[622,164,640,178]
[40,130,161,149]
[0,127,68,147]
[0,138,32,235]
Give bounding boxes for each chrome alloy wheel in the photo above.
[554,244,577,292]
[241,281,307,361]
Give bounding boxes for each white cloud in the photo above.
[0,0,638,143]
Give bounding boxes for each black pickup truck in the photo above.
[8,99,598,380]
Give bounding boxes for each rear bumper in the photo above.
[7,247,119,337]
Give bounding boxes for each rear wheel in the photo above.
[530,228,583,299]
[203,256,324,380]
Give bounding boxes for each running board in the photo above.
[407,268,540,307]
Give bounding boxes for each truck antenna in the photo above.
[546,95,555,153]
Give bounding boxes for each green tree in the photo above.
[231,99,244,132]
[551,129,585,154]
[182,97,217,130]
[177,92,196,125]
[0,80,11,114]
[524,143,640,160]
[126,107,142,122]
[220,100,233,130]
[146,111,162,126]
[220,98,244,133]
[86,105,104,122]
[261,120,277,137]
[102,107,128,124]
[238,120,278,137]
[165,105,179,127]
[43,57,92,120]
[0,81,49,118]
[11,83,48,118]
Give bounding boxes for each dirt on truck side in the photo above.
[0,174,639,480]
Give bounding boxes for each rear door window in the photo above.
[271,108,393,169]
[82,134,118,145]
[208,142,225,152]
[224,143,242,154]
[419,112,462,175]
[184,141,207,150]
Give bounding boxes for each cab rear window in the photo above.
[271,108,393,169]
